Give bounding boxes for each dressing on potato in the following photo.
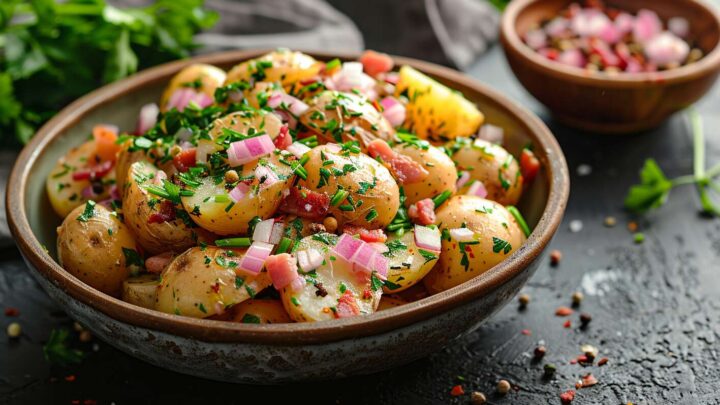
[225,50,321,91]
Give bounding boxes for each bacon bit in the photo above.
[520,149,540,184]
[598,357,609,366]
[580,373,598,388]
[360,50,394,77]
[367,139,428,184]
[576,354,589,364]
[279,186,330,221]
[560,390,576,404]
[273,125,292,150]
[210,282,221,294]
[71,160,114,181]
[343,226,388,243]
[371,100,383,112]
[407,198,436,225]
[563,319,572,328]
[627,221,638,232]
[549,249,562,265]
[147,200,177,224]
[362,289,372,299]
[65,375,76,382]
[92,125,120,162]
[145,252,174,273]
[450,385,465,397]
[172,148,197,173]
[521,329,532,336]
[4,307,19,317]
[334,290,361,318]
[555,306,574,316]
[570,358,578,365]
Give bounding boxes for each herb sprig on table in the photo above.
[0,0,217,144]
[625,109,720,216]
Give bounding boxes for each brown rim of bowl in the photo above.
[6,49,569,345]
[500,0,720,88]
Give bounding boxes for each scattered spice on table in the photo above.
[544,363,557,378]
[534,345,547,359]
[555,306,574,316]
[603,216,616,227]
[470,391,487,405]
[560,389,576,404]
[569,220,583,233]
[581,344,599,360]
[598,357,609,366]
[4,307,20,317]
[450,384,464,397]
[496,379,511,395]
[571,291,584,306]
[579,373,598,388]
[79,330,93,343]
[580,313,593,327]
[549,249,563,266]
[576,164,592,176]
[65,374,76,382]
[521,329,532,336]
[7,322,21,338]
[633,232,645,244]
[563,319,572,328]
[627,221,639,232]
[518,293,531,307]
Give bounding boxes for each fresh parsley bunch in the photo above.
[625,109,720,216]
[0,0,217,145]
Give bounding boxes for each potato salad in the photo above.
[47,49,541,324]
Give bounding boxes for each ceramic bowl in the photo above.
[501,0,720,134]
[6,50,569,383]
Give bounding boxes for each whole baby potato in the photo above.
[448,138,523,206]
[392,142,457,206]
[423,196,526,294]
[156,246,272,318]
[160,64,227,111]
[57,202,138,297]
[298,144,399,229]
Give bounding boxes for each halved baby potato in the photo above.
[46,140,114,218]
[298,144,399,229]
[382,226,440,293]
[278,233,383,322]
[160,64,227,111]
[57,203,138,297]
[156,246,272,318]
[123,161,198,254]
[423,196,526,294]
[448,138,523,206]
[225,50,322,91]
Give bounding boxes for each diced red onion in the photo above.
[614,12,634,35]
[81,185,97,199]
[266,253,299,290]
[668,17,689,38]
[371,253,388,280]
[153,170,168,186]
[379,97,406,127]
[136,103,159,135]
[633,9,662,43]
[414,225,441,252]
[273,110,298,130]
[227,134,275,167]
[369,242,389,254]
[327,62,376,99]
[238,241,274,276]
[269,222,285,245]
[477,124,504,144]
[297,248,323,271]
[255,165,279,189]
[351,243,379,275]
[267,92,310,117]
[287,142,311,159]
[252,218,275,243]
[625,58,644,73]
[456,171,471,189]
[598,23,621,44]
[449,228,475,242]
[333,233,363,261]
[383,72,399,85]
[214,301,225,316]
[166,88,213,112]
[571,9,611,37]
[557,48,587,68]
[524,29,547,50]
[325,143,342,153]
[229,182,250,203]
[109,185,120,201]
[194,92,214,109]
[645,32,690,66]
[467,180,488,198]
[544,17,569,38]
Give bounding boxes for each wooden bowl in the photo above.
[500,0,720,134]
[6,50,569,383]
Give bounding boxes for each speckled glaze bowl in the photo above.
[6,50,569,383]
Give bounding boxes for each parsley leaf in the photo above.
[492,237,512,255]
[76,200,96,222]
[43,329,84,366]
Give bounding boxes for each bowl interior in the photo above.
[12,50,566,344]
[514,0,720,56]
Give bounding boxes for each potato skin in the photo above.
[156,246,272,318]
[208,110,283,142]
[57,203,138,297]
[229,299,291,324]
[448,138,523,206]
[160,64,226,111]
[300,91,395,149]
[298,145,399,229]
[122,274,160,309]
[122,161,198,254]
[393,143,457,206]
[423,196,526,294]
[46,140,114,218]
[225,50,321,90]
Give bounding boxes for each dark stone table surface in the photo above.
[3,21,720,405]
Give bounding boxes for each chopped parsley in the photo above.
[492,237,513,254]
[76,200,96,222]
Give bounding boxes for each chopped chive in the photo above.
[213,194,230,203]
[431,190,452,207]
[215,237,251,247]
[276,237,293,254]
[365,208,378,221]
[299,154,310,166]
[507,206,531,237]
[225,202,235,212]
[339,204,354,211]
[330,189,349,206]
